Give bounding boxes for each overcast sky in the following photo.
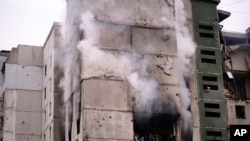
[0,0,249,51]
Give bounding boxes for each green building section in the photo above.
[191,0,228,141]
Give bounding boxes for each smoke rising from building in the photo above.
[62,0,196,140]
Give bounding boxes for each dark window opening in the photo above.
[201,50,215,56]
[44,134,46,141]
[205,103,220,109]
[0,117,3,130]
[206,131,222,136]
[68,96,73,141]
[49,126,52,139]
[68,130,71,141]
[134,113,178,141]
[77,99,81,134]
[44,88,46,100]
[44,65,47,76]
[235,105,246,119]
[77,83,82,134]
[201,58,216,64]
[203,84,218,90]
[199,32,214,38]
[207,140,222,141]
[205,112,220,117]
[199,25,214,30]
[202,76,217,82]
[49,102,52,116]
[235,77,247,100]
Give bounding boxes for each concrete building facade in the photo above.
[1,0,250,141]
[64,0,190,141]
[2,45,43,141]
[42,23,64,141]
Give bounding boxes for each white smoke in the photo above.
[175,0,197,138]
[77,11,163,114]
[64,0,196,140]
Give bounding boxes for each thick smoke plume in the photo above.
[175,0,196,139]
[63,0,196,140]
[77,11,168,114]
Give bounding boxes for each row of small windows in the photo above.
[204,102,246,119]
[44,78,52,100]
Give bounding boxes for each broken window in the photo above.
[134,113,178,141]
[235,77,247,100]
[235,105,246,119]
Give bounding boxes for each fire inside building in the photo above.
[0,0,250,141]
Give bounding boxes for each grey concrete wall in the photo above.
[83,0,174,28]
[82,109,133,140]
[6,48,18,64]
[82,79,132,111]
[17,45,43,67]
[15,135,41,141]
[4,64,42,91]
[3,90,42,141]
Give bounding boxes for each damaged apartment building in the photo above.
[0,0,250,141]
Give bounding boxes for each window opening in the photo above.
[202,76,217,82]
[201,58,216,64]
[203,84,218,90]
[206,131,222,136]
[205,112,220,117]
[204,103,220,109]
[235,105,246,119]
[199,25,213,30]
[199,32,214,38]
[201,50,215,56]
[44,88,46,100]
[45,65,47,76]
